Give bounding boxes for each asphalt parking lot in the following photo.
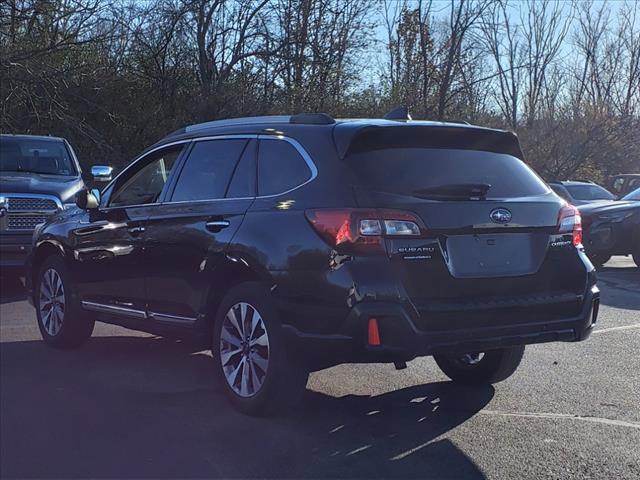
[1,257,639,479]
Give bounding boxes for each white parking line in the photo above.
[389,408,640,461]
[479,410,640,429]
[593,323,640,334]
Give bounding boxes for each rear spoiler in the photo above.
[334,124,524,160]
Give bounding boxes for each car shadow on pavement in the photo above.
[597,266,640,311]
[0,275,26,304]
[0,336,492,479]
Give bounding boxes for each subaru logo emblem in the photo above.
[490,208,512,224]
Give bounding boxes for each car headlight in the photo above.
[597,211,633,223]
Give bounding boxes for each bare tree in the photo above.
[520,0,572,125]
[481,0,523,128]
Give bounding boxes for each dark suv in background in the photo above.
[0,135,87,274]
[548,180,615,206]
[26,112,599,415]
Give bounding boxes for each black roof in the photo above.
[151,114,521,160]
[166,114,504,138]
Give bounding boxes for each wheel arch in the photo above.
[31,240,66,275]
[194,252,275,345]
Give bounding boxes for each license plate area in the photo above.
[445,233,547,278]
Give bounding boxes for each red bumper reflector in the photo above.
[368,318,381,346]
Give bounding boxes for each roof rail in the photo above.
[384,106,412,121]
[289,113,335,125]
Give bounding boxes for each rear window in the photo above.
[565,184,614,201]
[0,137,77,176]
[347,148,549,199]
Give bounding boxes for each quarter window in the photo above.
[171,139,248,202]
[258,140,312,196]
[109,147,182,207]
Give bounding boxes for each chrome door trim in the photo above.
[81,301,146,319]
[148,311,197,326]
[81,301,196,325]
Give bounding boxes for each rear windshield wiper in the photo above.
[412,183,492,200]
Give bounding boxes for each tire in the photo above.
[434,345,525,385]
[35,256,94,349]
[588,252,611,268]
[213,282,309,416]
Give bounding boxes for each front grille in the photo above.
[7,197,58,211]
[7,214,49,231]
[1,195,60,232]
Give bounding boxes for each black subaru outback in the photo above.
[26,112,599,415]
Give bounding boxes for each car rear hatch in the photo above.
[340,125,587,330]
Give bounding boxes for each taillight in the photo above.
[305,209,426,255]
[558,205,582,246]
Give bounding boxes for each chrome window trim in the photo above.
[255,134,318,198]
[81,301,146,319]
[99,133,318,210]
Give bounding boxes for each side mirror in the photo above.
[91,165,113,183]
[76,188,101,210]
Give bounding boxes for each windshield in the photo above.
[0,136,77,176]
[565,184,614,201]
[622,188,640,201]
[347,148,549,199]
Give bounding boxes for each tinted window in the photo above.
[258,140,311,196]
[0,137,76,176]
[565,184,615,201]
[347,148,549,199]
[171,139,247,202]
[227,140,256,198]
[110,147,181,207]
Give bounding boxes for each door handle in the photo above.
[127,226,145,236]
[205,220,230,232]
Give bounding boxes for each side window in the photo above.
[227,139,257,198]
[171,139,247,202]
[109,147,182,207]
[258,139,312,196]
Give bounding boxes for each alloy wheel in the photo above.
[39,268,65,336]
[220,302,270,397]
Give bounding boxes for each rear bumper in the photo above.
[284,283,600,369]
